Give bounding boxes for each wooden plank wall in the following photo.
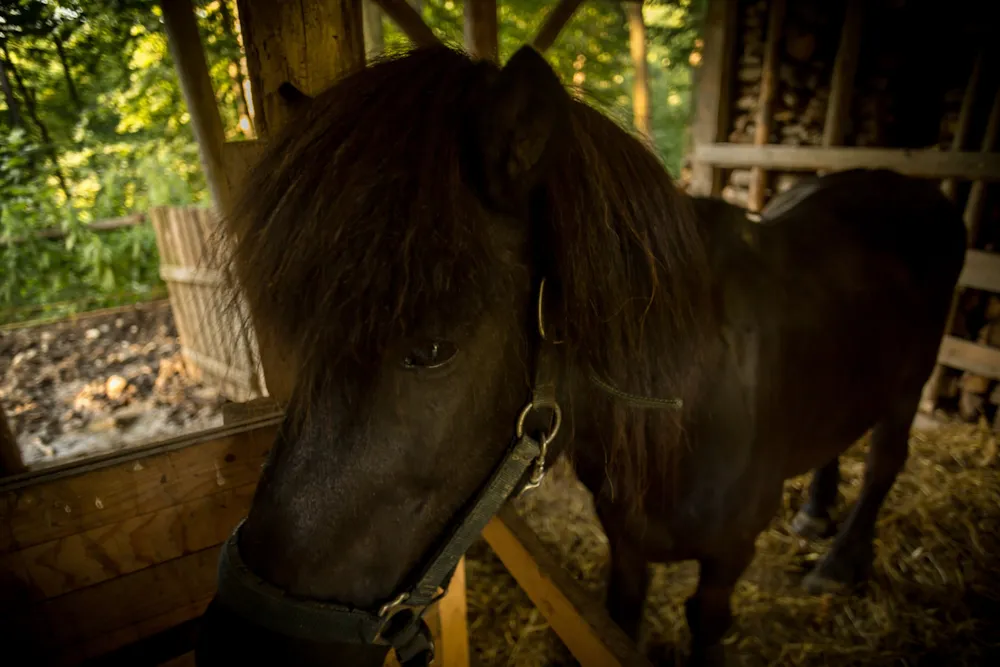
[0,418,280,665]
[149,206,263,403]
[0,412,465,666]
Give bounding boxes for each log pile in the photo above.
[722,0,844,207]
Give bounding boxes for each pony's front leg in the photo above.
[686,544,755,667]
[598,505,650,643]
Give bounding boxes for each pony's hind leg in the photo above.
[790,458,840,539]
[803,393,917,594]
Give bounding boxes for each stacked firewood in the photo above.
[721,0,906,209]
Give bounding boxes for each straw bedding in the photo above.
[464,420,1000,666]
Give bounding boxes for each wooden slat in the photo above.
[822,0,864,148]
[941,49,985,199]
[160,264,224,286]
[692,143,1000,179]
[483,507,653,667]
[3,482,255,599]
[532,0,585,53]
[0,418,278,552]
[57,597,210,666]
[22,546,221,649]
[688,0,739,197]
[747,0,786,212]
[938,335,1000,379]
[958,249,1000,293]
[963,83,1000,246]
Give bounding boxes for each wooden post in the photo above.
[464,0,498,63]
[941,50,985,200]
[626,1,651,140]
[746,0,786,212]
[688,0,738,197]
[160,0,230,209]
[821,0,864,149]
[532,0,585,54]
[372,0,440,48]
[227,0,365,403]
[0,408,25,477]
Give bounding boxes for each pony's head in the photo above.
[197,45,712,666]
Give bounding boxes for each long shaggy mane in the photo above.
[221,46,716,509]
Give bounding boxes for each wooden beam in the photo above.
[0,409,24,478]
[938,335,1000,380]
[483,507,654,667]
[464,0,498,63]
[626,1,651,140]
[160,0,230,209]
[822,0,864,148]
[688,0,738,197]
[372,0,440,48]
[533,0,585,53]
[959,249,1000,294]
[692,143,1000,180]
[941,48,985,200]
[747,0,785,212]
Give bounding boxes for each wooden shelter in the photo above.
[4,0,999,665]
[688,0,1000,423]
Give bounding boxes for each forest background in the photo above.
[0,0,704,324]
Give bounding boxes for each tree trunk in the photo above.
[218,0,255,138]
[0,46,23,127]
[626,1,651,139]
[363,0,385,58]
[53,34,82,111]
[2,39,72,199]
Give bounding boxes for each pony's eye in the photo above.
[402,340,458,370]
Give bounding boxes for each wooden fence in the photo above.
[149,206,264,402]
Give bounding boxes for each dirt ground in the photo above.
[0,300,224,468]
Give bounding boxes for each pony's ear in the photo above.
[467,46,571,213]
[278,82,313,112]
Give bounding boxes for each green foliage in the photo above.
[1,0,703,325]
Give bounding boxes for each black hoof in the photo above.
[802,544,873,595]
[789,509,834,540]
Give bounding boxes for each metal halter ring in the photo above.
[516,401,562,491]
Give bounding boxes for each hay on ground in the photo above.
[464,420,1000,666]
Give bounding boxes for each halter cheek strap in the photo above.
[213,281,563,666]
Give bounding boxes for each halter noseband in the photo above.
[213,279,564,666]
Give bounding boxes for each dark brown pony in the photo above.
[195,45,966,666]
